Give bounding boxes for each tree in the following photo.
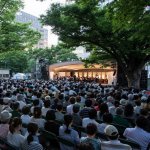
[0,0,41,53]
[0,51,28,73]
[40,0,150,89]
[29,43,79,64]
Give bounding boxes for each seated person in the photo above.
[123,116,150,150]
[11,102,21,118]
[80,123,101,150]
[41,99,51,117]
[55,103,64,122]
[99,113,113,133]
[22,123,43,150]
[0,110,12,139]
[30,107,45,129]
[101,125,132,150]
[113,107,130,127]
[59,114,80,150]
[72,104,82,126]
[7,117,25,147]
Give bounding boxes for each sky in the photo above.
[22,0,67,46]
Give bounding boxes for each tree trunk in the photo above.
[126,68,142,89]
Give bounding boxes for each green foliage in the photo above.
[0,51,28,73]
[40,0,150,88]
[28,43,79,65]
[0,21,41,52]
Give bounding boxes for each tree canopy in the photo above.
[40,0,150,88]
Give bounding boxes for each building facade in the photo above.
[16,11,48,48]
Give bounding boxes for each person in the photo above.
[44,110,60,136]
[80,100,92,118]
[113,107,130,127]
[59,114,80,150]
[7,117,25,147]
[30,107,45,129]
[101,125,132,150]
[30,99,40,114]
[44,110,60,148]
[22,123,43,150]
[109,100,120,116]
[55,103,64,122]
[123,116,150,150]
[41,99,51,117]
[134,100,142,115]
[72,104,82,126]
[21,106,31,135]
[97,103,108,121]
[99,113,113,133]
[11,102,21,118]
[0,110,12,139]
[66,97,76,114]
[80,123,101,150]
[82,109,101,132]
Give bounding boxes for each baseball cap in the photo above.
[0,110,12,122]
[104,125,118,136]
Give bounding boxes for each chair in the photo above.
[119,138,141,149]
[57,136,75,148]
[0,137,19,150]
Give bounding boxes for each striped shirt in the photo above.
[123,127,150,150]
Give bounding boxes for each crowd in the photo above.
[0,79,149,150]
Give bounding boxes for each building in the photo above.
[0,69,10,79]
[49,61,117,85]
[16,11,48,48]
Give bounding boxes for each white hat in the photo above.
[45,95,51,100]
[0,110,12,122]
[104,125,118,136]
[120,98,127,106]
[3,97,11,104]
[141,96,147,102]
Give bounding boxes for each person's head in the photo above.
[69,97,75,104]
[76,96,81,103]
[44,100,51,108]
[64,114,73,134]
[0,110,12,123]
[140,109,148,117]
[124,103,134,117]
[33,107,41,118]
[114,100,120,108]
[33,99,39,107]
[88,109,97,119]
[12,102,19,111]
[100,103,108,115]
[9,117,22,134]
[104,125,119,140]
[85,100,92,107]
[46,110,56,121]
[103,113,113,124]
[135,100,141,106]
[56,103,63,112]
[45,95,50,101]
[86,123,97,137]
[136,116,148,130]
[115,107,123,116]
[78,143,93,150]
[22,106,30,115]
[27,123,38,144]
[73,104,80,114]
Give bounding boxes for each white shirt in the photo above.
[82,118,101,132]
[101,140,132,150]
[21,115,31,124]
[123,127,150,150]
[7,132,25,147]
[41,107,50,117]
[134,106,141,115]
[17,101,26,110]
[66,104,74,114]
[109,106,116,116]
